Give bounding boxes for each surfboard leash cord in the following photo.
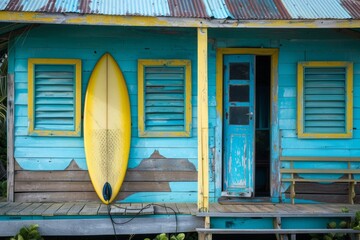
[106,203,179,240]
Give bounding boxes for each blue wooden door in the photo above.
[223,55,255,197]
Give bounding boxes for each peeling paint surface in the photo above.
[223,55,255,196]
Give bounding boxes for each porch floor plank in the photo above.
[2,202,357,218]
[42,203,64,216]
[126,203,154,215]
[32,203,53,216]
[185,203,198,214]
[0,202,21,215]
[80,203,100,216]
[67,203,85,216]
[97,204,109,215]
[153,204,170,214]
[110,203,127,215]
[198,203,359,218]
[55,202,75,215]
[18,203,42,215]
[230,204,254,212]
[0,202,9,208]
[6,202,32,215]
[175,203,191,214]
[166,203,178,214]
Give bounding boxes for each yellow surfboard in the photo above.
[84,53,131,204]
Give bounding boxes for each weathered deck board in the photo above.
[126,204,154,215]
[18,203,42,215]
[6,202,32,215]
[0,202,21,215]
[80,203,100,215]
[97,204,109,215]
[1,202,358,217]
[32,203,53,215]
[0,202,9,208]
[153,204,170,214]
[198,203,359,218]
[42,203,64,216]
[55,203,75,215]
[67,203,85,216]
[176,203,191,214]
[186,203,198,214]
[110,204,127,215]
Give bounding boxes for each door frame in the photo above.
[215,48,279,200]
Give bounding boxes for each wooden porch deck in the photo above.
[0,202,359,237]
[0,202,201,237]
[201,203,360,217]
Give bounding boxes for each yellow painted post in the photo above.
[197,27,209,212]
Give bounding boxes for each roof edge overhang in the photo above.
[0,11,360,28]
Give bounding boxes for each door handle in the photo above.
[225,112,228,119]
[246,112,253,120]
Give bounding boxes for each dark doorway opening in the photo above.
[255,55,271,197]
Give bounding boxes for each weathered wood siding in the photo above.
[208,28,360,203]
[9,25,360,204]
[9,25,206,202]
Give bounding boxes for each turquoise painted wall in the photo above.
[9,25,360,203]
[208,28,360,201]
[9,25,208,202]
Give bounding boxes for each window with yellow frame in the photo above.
[138,59,192,137]
[297,61,353,138]
[28,58,82,136]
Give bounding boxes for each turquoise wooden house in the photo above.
[0,0,360,239]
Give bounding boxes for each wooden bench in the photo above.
[280,156,360,204]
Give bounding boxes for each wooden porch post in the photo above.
[7,73,14,202]
[197,27,211,240]
[197,27,209,212]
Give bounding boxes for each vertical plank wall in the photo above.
[208,28,360,202]
[10,25,209,202]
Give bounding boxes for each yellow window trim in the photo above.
[138,59,192,137]
[297,61,353,139]
[28,58,82,136]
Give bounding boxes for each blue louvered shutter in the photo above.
[303,67,347,133]
[34,64,75,131]
[144,66,185,132]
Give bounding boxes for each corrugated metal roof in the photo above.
[341,0,360,19]
[0,0,359,20]
[168,0,209,18]
[4,0,79,12]
[204,0,233,19]
[224,0,290,20]
[87,0,170,16]
[282,0,352,19]
[0,0,10,10]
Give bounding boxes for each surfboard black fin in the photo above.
[102,182,112,202]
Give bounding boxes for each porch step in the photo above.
[196,212,354,218]
[196,228,360,235]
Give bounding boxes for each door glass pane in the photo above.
[229,107,249,125]
[230,63,250,80]
[230,85,249,102]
